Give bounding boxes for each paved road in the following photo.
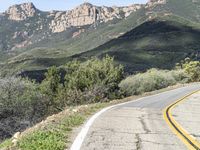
[79,84,200,150]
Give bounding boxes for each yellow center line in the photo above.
[163,90,200,150]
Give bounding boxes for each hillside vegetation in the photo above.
[1,56,200,149]
[119,69,186,96]
[1,0,200,77]
[0,56,123,142]
[71,15,200,73]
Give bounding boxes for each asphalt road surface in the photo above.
[78,84,200,150]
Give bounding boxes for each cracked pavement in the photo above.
[80,84,200,150]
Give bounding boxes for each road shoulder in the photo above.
[164,90,200,149]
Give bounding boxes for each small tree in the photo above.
[40,66,61,111]
[0,77,46,140]
[182,60,200,82]
[65,56,123,90]
[61,55,124,105]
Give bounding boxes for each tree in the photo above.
[40,66,61,111]
[0,77,47,140]
[65,56,123,91]
[60,55,124,105]
[182,60,200,82]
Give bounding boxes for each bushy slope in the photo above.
[145,0,200,23]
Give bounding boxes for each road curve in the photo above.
[72,84,200,150]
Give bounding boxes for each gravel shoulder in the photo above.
[172,91,200,141]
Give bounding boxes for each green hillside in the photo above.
[1,0,200,78]
[69,15,200,73]
[0,8,148,76]
[146,0,200,22]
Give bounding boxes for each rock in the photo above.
[0,1,169,51]
[72,29,85,38]
[6,2,36,21]
[72,109,78,113]
[3,2,144,33]
[11,132,21,146]
[147,0,166,7]
[13,132,20,139]
[12,139,18,146]
[49,3,142,33]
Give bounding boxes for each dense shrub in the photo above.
[0,77,47,141]
[40,56,124,107]
[176,58,200,82]
[119,69,188,96]
[40,66,62,112]
[63,56,123,104]
[64,56,123,91]
[182,60,200,82]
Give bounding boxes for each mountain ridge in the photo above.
[0,2,147,53]
[1,2,144,32]
[0,0,200,78]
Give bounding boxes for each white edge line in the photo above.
[70,85,198,150]
[69,97,142,150]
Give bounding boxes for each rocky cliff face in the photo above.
[2,2,143,33]
[147,0,166,7]
[0,1,169,51]
[48,3,142,33]
[2,1,168,33]
[5,2,37,21]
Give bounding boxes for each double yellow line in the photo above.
[163,90,200,150]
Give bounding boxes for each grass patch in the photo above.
[18,131,66,150]
[0,139,12,149]
[12,103,107,150]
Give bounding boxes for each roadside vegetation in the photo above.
[177,58,200,82]
[0,56,199,150]
[0,77,47,142]
[119,69,187,96]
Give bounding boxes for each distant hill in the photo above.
[0,0,200,78]
[72,15,200,73]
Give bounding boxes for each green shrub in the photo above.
[182,59,200,82]
[119,69,187,96]
[0,77,47,141]
[176,58,200,82]
[64,56,123,91]
[39,56,124,106]
[61,56,123,105]
[40,66,62,112]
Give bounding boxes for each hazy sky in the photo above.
[0,0,148,12]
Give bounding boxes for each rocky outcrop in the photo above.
[49,3,142,33]
[147,0,166,7]
[72,29,85,38]
[0,1,169,51]
[3,2,143,33]
[3,2,146,33]
[3,1,169,33]
[6,2,36,21]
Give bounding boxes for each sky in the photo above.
[0,0,148,12]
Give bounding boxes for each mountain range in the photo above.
[0,0,200,80]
